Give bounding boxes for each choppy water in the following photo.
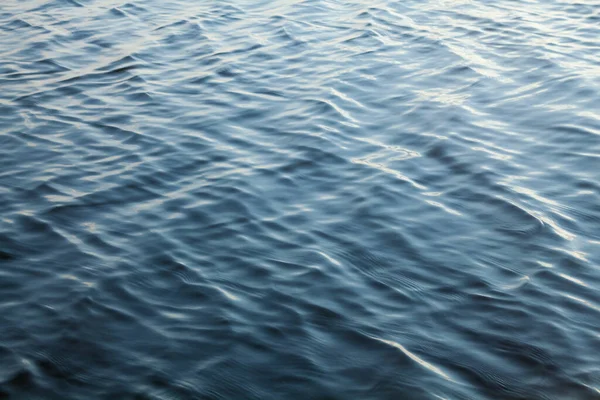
[1,0,600,398]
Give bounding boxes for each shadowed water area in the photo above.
[1,0,600,398]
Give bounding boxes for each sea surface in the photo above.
[1,0,600,399]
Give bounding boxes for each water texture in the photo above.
[1,0,600,398]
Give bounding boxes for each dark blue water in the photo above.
[1,0,600,398]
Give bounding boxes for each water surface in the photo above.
[1,0,600,399]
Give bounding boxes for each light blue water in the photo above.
[1,0,600,399]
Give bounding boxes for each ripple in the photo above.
[2,0,600,398]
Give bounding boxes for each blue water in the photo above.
[1,0,600,398]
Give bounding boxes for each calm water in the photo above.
[1,0,600,399]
